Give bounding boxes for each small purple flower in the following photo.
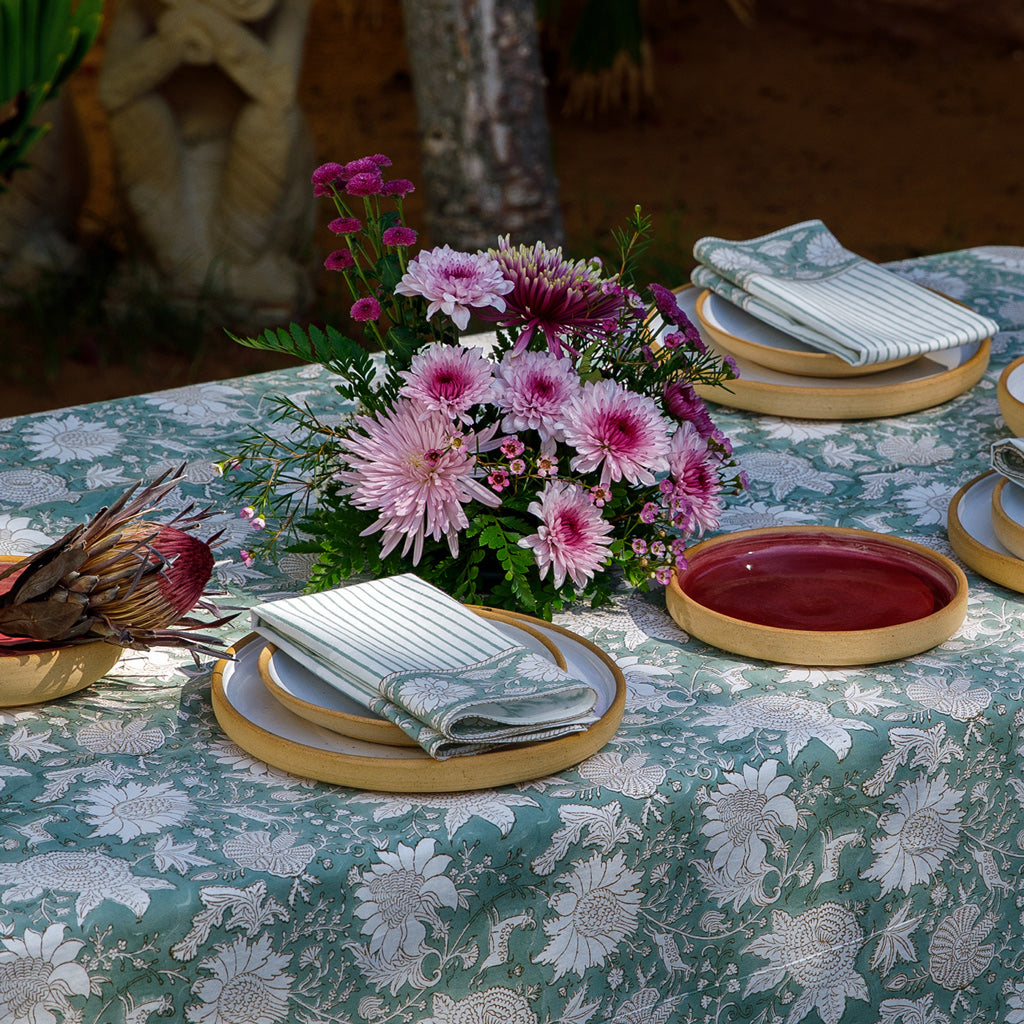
[655,567,672,585]
[590,484,612,507]
[346,172,384,197]
[382,179,415,197]
[631,537,647,556]
[239,506,256,520]
[382,226,417,247]
[509,458,526,475]
[351,296,382,322]
[663,380,716,438]
[501,436,525,458]
[329,217,362,235]
[311,162,343,186]
[488,468,510,492]
[639,502,658,524]
[325,249,355,271]
[239,549,254,568]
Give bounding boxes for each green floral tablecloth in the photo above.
[1,247,1023,1024]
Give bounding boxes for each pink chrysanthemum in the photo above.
[666,423,724,536]
[351,296,381,322]
[563,379,671,486]
[519,480,613,591]
[493,350,580,442]
[398,344,494,423]
[336,401,500,564]
[395,246,514,331]
[478,237,637,357]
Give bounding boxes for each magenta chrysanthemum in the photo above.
[382,226,417,247]
[325,249,355,271]
[329,217,361,235]
[346,172,383,197]
[398,344,494,423]
[382,178,415,197]
[479,237,636,357]
[665,423,724,536]
[395,246,513,331]
[563,379,671,486]
[351,296,381,322]
[519,480,613,590]
[337,400,500,564]
[663,380,716,437]
[493,350,580,443]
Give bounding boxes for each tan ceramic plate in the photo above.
[948,470,1024,592]
[666,525,968,666]
[997,356,1024,435]
[991,476,1024,560]
[256,606,567,747]
[669,288,990,420]
[695,289,918,378]
[211,617,625,793]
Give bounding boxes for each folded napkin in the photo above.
[251,574,599,759]
[691,220,999,367]
[991,439,1024,485]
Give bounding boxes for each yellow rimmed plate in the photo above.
[666,525,968,666]
[695,289,918,378]
[948,470,1024,593]
[256,606,567,747]
[991,476,1024,560]
[997,355,1024,435]
[670,288,990,420]
[211,617,625,793]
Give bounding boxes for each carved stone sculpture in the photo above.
[98,0,315,322]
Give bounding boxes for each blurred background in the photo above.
[2,0,1022,415]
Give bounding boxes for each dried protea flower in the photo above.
[0,467,231,656]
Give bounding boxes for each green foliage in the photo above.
[0,0,102,187]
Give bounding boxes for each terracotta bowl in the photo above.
[0,554,122,707]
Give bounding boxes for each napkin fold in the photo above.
[691,220,999,366]
[250,574,599,760]
[990,439,1024,485]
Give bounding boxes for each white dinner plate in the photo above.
[947,470,1024,593]
[258,607,567,747]
[667,287,989,420]
[211,619,625,793]
[696,290,918,378]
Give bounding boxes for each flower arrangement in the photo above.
[222,155,745,618]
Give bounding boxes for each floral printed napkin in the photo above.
[991,438,1024,484]
[250,574,599,759]
[691,220,999,366]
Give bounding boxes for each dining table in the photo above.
[1,244,1023,1024]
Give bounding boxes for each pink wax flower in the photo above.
[398,344,494,423]
[500,436,525,458]
[325,249,355,271]
[395,246,513,331]
[563,379,671,486]
[478,236,635,357]
[382,226,417,247]
[351,296,382,322]
[493,350,580,442]
[336,400,500,565]
[329,217,362,235]
[519,480,613,591]
[666,423,724,536]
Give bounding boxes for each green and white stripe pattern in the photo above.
[691,220,999,366]
[251,574,598,759]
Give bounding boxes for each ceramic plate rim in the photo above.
[948,470,1024,592]
[997,356,1024,434]
[991,476,1024,561]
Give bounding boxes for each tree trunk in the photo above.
[399,0,564,251]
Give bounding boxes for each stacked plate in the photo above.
[211,607,625,792]
[678,288,990,420]
[948,470,1024,594]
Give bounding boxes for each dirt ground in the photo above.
[4,0,1024,415]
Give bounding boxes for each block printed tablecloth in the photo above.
[1,247,1023,1024]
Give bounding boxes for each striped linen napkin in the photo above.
[991,439,1024,485]
[691,220,998,367]
[250,574,599,759]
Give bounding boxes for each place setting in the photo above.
[674,220,997,419]
[947,437,1024,593]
